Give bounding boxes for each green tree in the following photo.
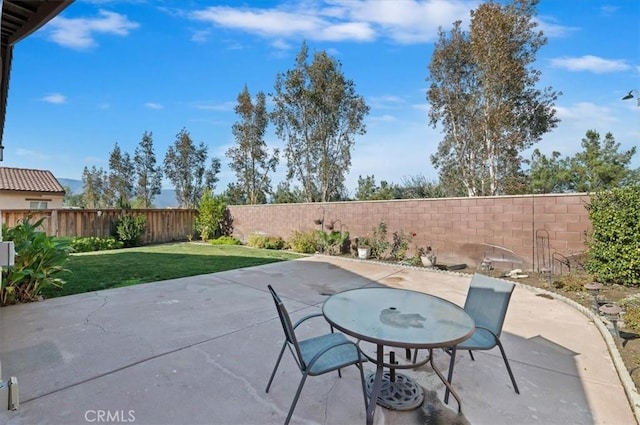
[163,128,221,208]
[134,131,163,208]
[226,85,278,205]
[568,130,638,192]
[271,181,306,204]
[529,130,638,193]
[81,166,108,208]
[108,142,134,206]
[194,187,228,241]
[223,182,248,206]
[529,149,571,193]
[428,0,560,196]
[354,175,399,200]
[398,175,447,199]
[271,41,369,202]
[62,185,84,207]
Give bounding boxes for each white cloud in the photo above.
[144,102,164,110]
[192,101,235,111]
[554,102,618,124]
[550,55,631,73]
[47,10,139,49]
[369,114,397,122]
[535,16,578,38]
[189,0,476,45]
[191,29,211,43]
[41,93,66,104]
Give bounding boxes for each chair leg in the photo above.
[444,346,458,405]
[357,361,369,411]
[285,372,309,425]
[266,342,287,393]
[468,350,475,361]
[496,339,520,394]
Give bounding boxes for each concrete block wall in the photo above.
[228,193,591,271]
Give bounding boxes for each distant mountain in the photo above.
[57,178,179,208]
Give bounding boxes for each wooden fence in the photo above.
[0,209,197,245]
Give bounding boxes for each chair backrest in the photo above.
[267,285,305,370]
[464,274,515,339]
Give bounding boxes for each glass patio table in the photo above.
[322,287,474,425]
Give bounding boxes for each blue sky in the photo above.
[2,0,639,195]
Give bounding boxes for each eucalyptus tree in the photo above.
[271,41,369,202]
[134,131,163,208]
[107,142,134,206]
[163,128,221,208]
[226,85,278,204]
[428,0,560,196]
[81,165,107,208]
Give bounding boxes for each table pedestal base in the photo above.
[365,371,424,410]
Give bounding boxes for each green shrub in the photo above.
[209,236,241,245]
[71,236,124,252]
[551,273,590,292]
[370,221,390,260]
[586,186,640,286]
[115,214,147,248]
[620,295,640,333]
[317,230,350,255]
[389,230,412,261]
[195,189,229,241]
[289,230,319,254]
[247,234,286,250]
[1,216,71,305]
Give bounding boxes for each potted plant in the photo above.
[356,236,371,259]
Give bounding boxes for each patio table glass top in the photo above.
[322,287,474,349]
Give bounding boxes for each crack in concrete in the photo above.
[84,295,109,333]
[194,347,321,425]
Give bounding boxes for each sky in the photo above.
[1,0,639,196]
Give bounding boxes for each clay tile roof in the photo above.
[0,166,65,193]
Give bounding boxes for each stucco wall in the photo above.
[228,193,591,271]
[0,191,64,209]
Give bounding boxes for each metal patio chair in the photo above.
[444,273,520,403]
[265,285,368,425]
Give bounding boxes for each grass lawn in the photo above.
[42,242,304,299]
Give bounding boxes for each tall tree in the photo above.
[568,130,638,192]
[81,166,107,208]
[529,130,638,193]
[134,131,163,208]
[529,149,571,193]
[399,175,448,199]
[108,142,134,206]
[271,41,369,202]
[271,181,306,204]
[354,175,400,200]
[62,185,84,207]
[226,86,278,205]
[428,0,560,196]
[163,128,221,208]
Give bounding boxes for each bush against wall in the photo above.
[586,186,640,286]
[115,214,147,248]
[288,230,319,254]
[195,188,230,241]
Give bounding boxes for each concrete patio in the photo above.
[0,255,637,425]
